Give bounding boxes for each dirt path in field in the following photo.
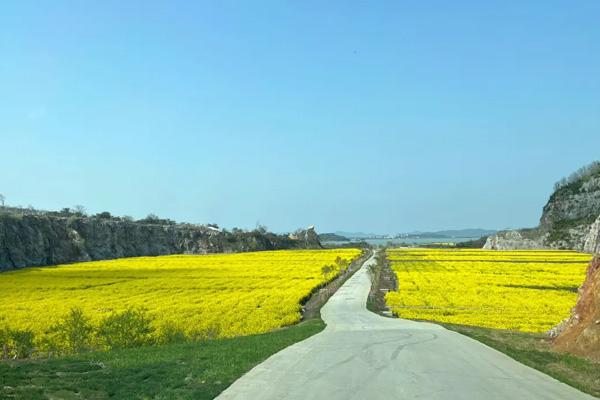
[216,251,595,400]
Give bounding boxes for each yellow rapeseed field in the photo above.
[0,249,360,343]
[385,248,592,332]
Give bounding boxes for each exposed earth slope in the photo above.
[554,256,600,360]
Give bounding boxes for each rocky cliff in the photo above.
[553,256,600,360]
[0,212,322,271]
[484,162,600,253]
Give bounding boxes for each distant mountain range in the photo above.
[400,229,498,239]
[332,229,497,240]
[333,231,381,239]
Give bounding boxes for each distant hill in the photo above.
[334,229,496,240]
[318,233,350,242]
[334,231,383,239]
[402,229,497,239]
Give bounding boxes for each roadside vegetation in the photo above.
[302,250,372,319]
[366,251,397,314]
[0,319,325,400]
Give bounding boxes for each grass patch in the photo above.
[443,323,600,398]
[0,319,325,400]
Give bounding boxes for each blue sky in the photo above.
[1,1,599,234]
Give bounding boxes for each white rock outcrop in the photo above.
[483,230,546,250]
[583,215,600,254]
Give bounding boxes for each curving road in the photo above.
[217,252,594,400]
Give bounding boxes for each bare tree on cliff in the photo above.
[0,194,5,207]
[554,161,600,191]
[73,205,87,216]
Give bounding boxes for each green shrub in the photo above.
[321,264,334,278]
[157,322,187,344]
[0,327,36,359]
[97,308,154,349]
[188,324,221,341]
[0,327,9,358]
[335,257,349,272]
[11,330,35,358]
[49,307,93,354]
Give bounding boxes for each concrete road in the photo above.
[217,252,595,400]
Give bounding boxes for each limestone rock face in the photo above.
[485,163,600,252]
[0,215,89,268]
[540,175,600,232]
[0,214,322,271]
[483,230,546,250]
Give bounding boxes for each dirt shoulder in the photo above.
[302,248,372,320]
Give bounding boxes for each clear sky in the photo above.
[1,1,599,234]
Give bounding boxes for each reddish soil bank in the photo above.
[554,256,600,360]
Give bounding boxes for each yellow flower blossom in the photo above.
[385,249,591,332]
[0,249,360,341]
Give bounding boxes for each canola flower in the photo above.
[385,248,592,332]
[0,249,360,344]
